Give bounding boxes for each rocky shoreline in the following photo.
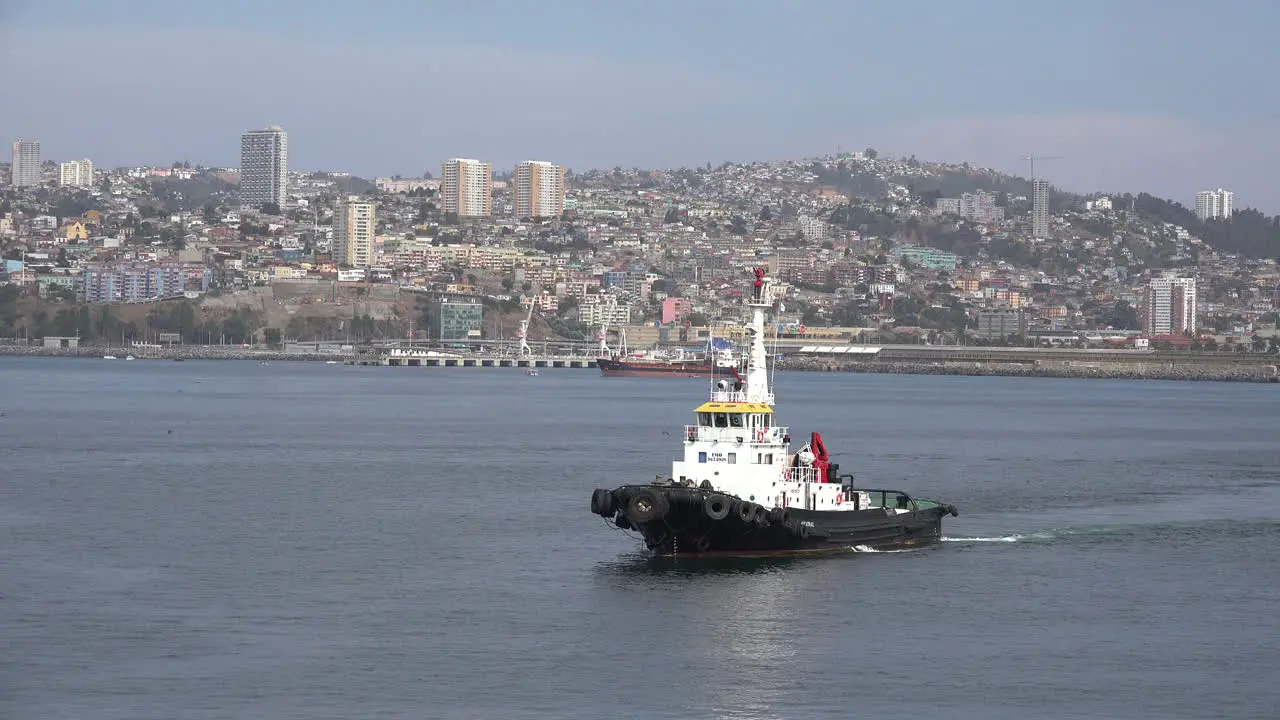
[0,345,348,363]
[778,358,1280,383]
[3,346,1278,383]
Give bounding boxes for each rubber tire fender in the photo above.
[628,489,669,524]
[590,489,615,517]
[753,505,769,526]
[703,494,731,521]
[736,501,755,524]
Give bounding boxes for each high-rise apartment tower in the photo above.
[1142,271,1197,336]
[59,159,93,187]
[10,139,41,187]
[333,196,376,268]
[1031,179,1050,238]
[240,127,288,210]
[440,158,492,217]
[512,161,566,219]
[1194,189,1233,221]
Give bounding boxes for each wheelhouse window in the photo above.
[714,413,728,428]
[729,414,744,428]
[698,412,712,427]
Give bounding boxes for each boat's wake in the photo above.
[941,517,1280,548]
[942,535,1025,543]
[850,544,924,553]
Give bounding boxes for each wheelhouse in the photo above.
[693,401,773,431]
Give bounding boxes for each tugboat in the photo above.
[589,268,959,556]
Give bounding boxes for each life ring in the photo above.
[782,468,791,481]
[756,430,766,443]
[835,493,844,505]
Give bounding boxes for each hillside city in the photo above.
[4,130,1280,355]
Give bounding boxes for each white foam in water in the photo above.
[942,535,1022,543]
[851,545,919,553]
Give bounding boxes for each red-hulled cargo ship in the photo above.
[596,356,732,378]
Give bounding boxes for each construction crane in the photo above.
[516,295,536,357]
[595,290,620,358]
[1023,154,1064,183]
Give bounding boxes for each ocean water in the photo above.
[1,357,1278,720]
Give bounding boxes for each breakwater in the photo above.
[4,345,1278,383]
[0,345,351,363]
[780,358,1280,383]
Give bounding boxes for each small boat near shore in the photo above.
[589,268,958,556]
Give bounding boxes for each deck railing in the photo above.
[684,425,790,444]
[708,389,777,405]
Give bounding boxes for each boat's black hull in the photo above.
[590,484,958,556]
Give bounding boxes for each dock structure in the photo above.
[366,347,597,368]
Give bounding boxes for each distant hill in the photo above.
[812,159,1077,209]
[811,156,1279,260]
[1114,193,1280,260]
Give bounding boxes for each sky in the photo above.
[2,0,1277,211]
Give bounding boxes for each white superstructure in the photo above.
[669,269,873,514]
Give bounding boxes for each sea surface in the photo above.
[1,357,1278,720]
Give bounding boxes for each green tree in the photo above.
[1099,300,1140,330]
[557,296,579,315]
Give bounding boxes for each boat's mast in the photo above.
[744,268,773,405]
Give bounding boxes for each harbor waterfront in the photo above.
[1,342,1277,382]
[2,358,1278,720]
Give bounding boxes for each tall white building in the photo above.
[240,127,288,210]
[958,190,1005,223]
[440,158,492,217]
[1194,189,1233,221]
[333,196,376,268]
[10,139,41,187]
[59,159,93,187]
[1031,179,1050,238]
[1142,271,1197,336]
[512,160,565,219]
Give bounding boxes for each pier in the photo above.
[370,348,597,369]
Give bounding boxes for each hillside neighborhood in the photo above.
[4,143,1280,355]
